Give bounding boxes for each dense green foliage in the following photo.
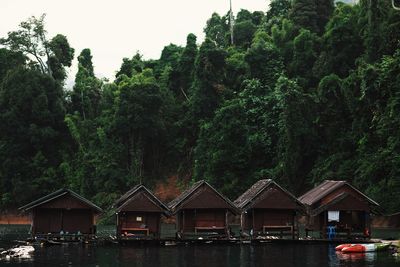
[1,1,400,214]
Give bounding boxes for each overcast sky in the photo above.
[1,0,269,88]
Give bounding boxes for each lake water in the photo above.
[0,225,399,267]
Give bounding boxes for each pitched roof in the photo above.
[234,179,304,210]
[168,180,203,210]
[309,191,350,216]
[114,184,169,213]
[19,188,103,213]
[234,179,272,209]
[115,184,142,207]
[298,180,379,207]
[168,180,238,214]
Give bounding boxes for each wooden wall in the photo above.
[177,209,227,232]
[314,185,371,211]
[243,209,295,231]
[117,211,161,236]
[33,208,94,234]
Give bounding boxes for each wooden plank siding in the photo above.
[299,180,379,240]
[235,180,304,240]
[115,185,169,240]
[19,189,102,237]
[169,180,238,239]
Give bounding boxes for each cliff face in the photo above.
[0,210,30,225]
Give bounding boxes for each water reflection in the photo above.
[114,244,332,267]
[335,251,376,262]
[0,243,398,267]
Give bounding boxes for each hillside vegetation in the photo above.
[1,0,399,214]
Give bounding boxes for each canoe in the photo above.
[335,244,352,251]
[341,243,390,253]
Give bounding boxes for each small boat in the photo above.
[1,245,34,259]
[335,244,352,251]
[341,243,390,253]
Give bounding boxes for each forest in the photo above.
[0,0,399,216]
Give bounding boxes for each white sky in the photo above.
[1,0,269,88]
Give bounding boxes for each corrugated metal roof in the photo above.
[19,188,103,213]
[298,180,379,207]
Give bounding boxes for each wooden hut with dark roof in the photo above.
[168,180,239,239]
[234,179,304,239]
[114,185,169,240]
[19,189,102,239]
[298,180,379,239]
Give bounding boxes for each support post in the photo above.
[31,210,35,237]
[252,209,255,239]
[61,209,64,233]
[323,211,327,239]
[292,211,295,240]
[240,212,243,234]
[157,213,161,240]
[175,211,180,238]
[182,210,185,238]
[116,212,119,237]
[225,209,229,238]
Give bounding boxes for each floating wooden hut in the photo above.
[168,180,239,240]
[234,179,304,240]
[19,189,102,239]
[114,185,169,240]
[298,180,379,240]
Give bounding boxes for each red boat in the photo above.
[341,243,390,253]
[335,244,352,251]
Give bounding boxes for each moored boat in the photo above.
[335,244,352,251]
[341,243,390,253]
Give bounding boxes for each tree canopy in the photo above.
[1,2,400,216]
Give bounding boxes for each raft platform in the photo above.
[25,234,381,247]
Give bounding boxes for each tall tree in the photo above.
[290,29,319,87]
[177,33,198,100]
[0,68,68,206]
[271,19,299,69]
[266,0,292,22]
[190,38,227,124]
[70,48,101,119]
[245,34,283,86]
[289,0,318,32]
[204,13,230,48]
[115,53,144,78]
[0,48,26,83]
[313,3,363,78]
[194,79,279,198]
[275,76,317,194]
[113,69,165,185]
[316,0,335,34]
[233,20,257,49]
[0,14,74,81]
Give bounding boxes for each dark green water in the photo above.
[0,225,399,267]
